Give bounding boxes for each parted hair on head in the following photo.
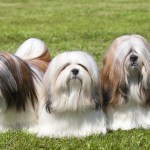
[0,52,38,111]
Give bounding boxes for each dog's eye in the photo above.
[78,64,88,72]
[61,63,70,71]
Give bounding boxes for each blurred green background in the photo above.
[0,0,150,149]
[1,0,150,65]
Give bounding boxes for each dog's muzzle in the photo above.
[130,54,138,66]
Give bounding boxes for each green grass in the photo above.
[1,129,150,149]
[0,0,150,149]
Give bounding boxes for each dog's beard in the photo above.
[50,66,95,113]
[68,78,82,101]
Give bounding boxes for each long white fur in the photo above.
[0,38,45,132]
[38,51,106,137]
[107,104,150,130]
[106,35,150,130]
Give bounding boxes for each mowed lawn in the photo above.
[0,0,150,149]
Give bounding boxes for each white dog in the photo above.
[38,51,106,137]
[0,38,50,132]
[100,34,150,130]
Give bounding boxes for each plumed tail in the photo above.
[15,38,51,73]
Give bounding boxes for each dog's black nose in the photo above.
[71,69,79,75]
[130,55,138,62]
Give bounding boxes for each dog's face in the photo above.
[101,35,150,106]
[125,50,143,74]
[44,51,101,113]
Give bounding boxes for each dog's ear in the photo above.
[141,67,150,105]
[139,87,150,106]
[92,79,103,110]
[45,90,52,113]
[100,37,129,106]
[45,100,51,113]
[100,54,114,106]
[101,63,128,106]
[100,71,112,106]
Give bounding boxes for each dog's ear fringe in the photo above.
[46,101,51,113]
[101,76,128,106]
[92,83,102,110]
[102,87,112,106]
[100,40,129,106]
[142,87,150,106]
[93,94,101,110]
[45,96,52,113]
[100,62,113,106]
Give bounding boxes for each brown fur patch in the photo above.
[100,38,127,107]
[0,52,38,111]
[27,48,50,73]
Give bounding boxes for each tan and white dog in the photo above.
[38,51,106,137]
[0,38,50,132]
[101,35,150,130]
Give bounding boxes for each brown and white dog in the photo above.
[0,38,50,132]
[101,35,150,130]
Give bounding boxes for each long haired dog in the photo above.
[0,38,50,131]
[38,51,106,137]
[101,34,150,130]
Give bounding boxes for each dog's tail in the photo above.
[15,38,51,73]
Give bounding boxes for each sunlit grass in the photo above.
[0,0,150,149]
